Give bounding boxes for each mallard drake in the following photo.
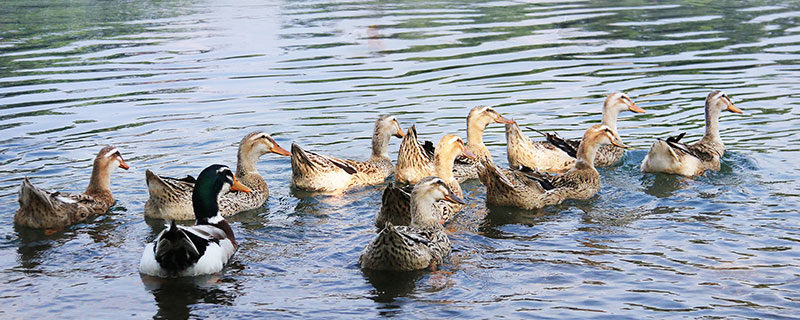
[506,92,644,172]
[641,90,743,177]
[290,115,404,192]
[139,164,251,277]
[377,134,474,228]
[360,176,464,271]
[14,146,129,229]
[454,106,515,181]
[144,131,290,220]
[393,125,435,185]
[478,124,626,210]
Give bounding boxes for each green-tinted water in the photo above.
[1,0,799,318]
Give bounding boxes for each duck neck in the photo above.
[700,105,723,147]
[193,187,221,224]
[409,193,441,229]
[84,162,112,201]
[600,106,620,133]
[466,119,486,148]
[371,130,391,160]
[236,144,260,178]
[434,151,456,183]
[575,140,599,170]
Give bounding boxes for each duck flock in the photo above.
[14,90,743,276]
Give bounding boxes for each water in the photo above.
[1,0,799,318]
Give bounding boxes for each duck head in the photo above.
[410,176,465,228]
[192,164,251,223]
[706,90,742,115]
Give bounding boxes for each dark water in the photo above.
[1,0,799,318]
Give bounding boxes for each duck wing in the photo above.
[527,127,578,158]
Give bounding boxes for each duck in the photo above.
[14,146,129,229]
[359,176,464,271]
[453,106,515,181]
[478,124,626,210]
[506,92,644,172]
[393,124,435,185]
[641,90,743,177]
[377,134,474,228]
[139,164,251,277]
[290,115,404,192]
[144,131,290,220]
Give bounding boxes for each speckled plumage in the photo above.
[378,135,468,228]
[506,92,644,172]
[480,124,624,210]
[14,146,128,229]
[360,177,461,271]
[290,115,404,192]
[642,90,743,177]
[394,125,435,185]
[145,132,289,220]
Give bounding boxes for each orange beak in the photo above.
[727,102,743,114]
[118,158,130,170]
[628,102,646,114]
[230,176,252,193]
[271,144,291,156]
[444,193,466,205]
[496,116,515,124]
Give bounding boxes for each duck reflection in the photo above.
[13,224,79,270]
[362,268,426,304]
[141,273,240,319]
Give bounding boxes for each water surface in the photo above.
[1,0,799,318]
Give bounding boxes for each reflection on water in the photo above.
[142,274,240,319]
[1,0,799,318]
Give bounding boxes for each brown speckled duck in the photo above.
[478,124,626,210]
[144,131,290,220]
[15,146,129,229]
[454,106,515,181]
[393,125,435,185]
[291,115,404,192]
[360,176,464,271]
[506,92,644,172]
[641,90,743,177]
[377,134,474,228]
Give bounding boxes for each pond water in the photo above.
[1,0,799,318]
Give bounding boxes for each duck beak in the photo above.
[496,116,515,124]
[628,102,646,114]
[727,102,743,114]
[118,158,130,170]
[270,143,291,156]
[393,120,404,138]
[461,150,476,159]
[230,176,252,193]
[444,192,466,205]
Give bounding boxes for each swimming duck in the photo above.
[506,92,644,172]
[377,135,474,228]
[393,125,435,185]
[290,115,404,192]
[15,146,129,229]
[360,176,464,271]
[144,131,290,220]
[139,164,251,277]
[478,124,626,210]
[641,90,743,177]
[454,106,515,181]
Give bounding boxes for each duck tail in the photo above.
[154,221,202,271]
[18,177,54,210]
[477,160,515,191]
[291,143,317,172]
[377,184,412,228]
